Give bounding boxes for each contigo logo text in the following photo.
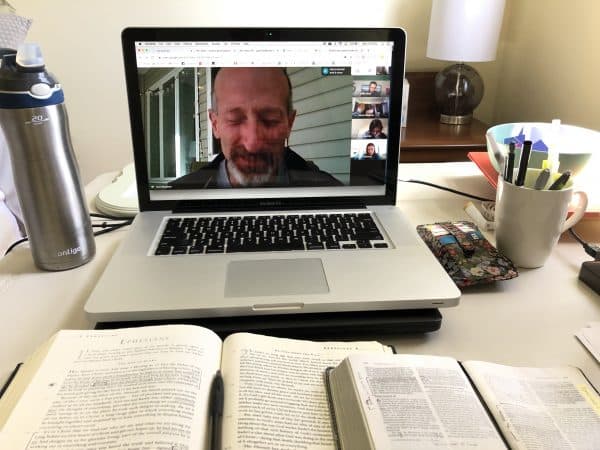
[57,246,82,257]
[25,114,50,125]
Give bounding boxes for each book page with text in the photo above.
[220,333,390,450]
[0,325,222,450]
[345,353,507,450]
[463,361,600,450]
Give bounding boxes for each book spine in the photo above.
[324,367,343,450]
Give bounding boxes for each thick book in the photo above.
[0,325,392,449]
[326,353,600,450]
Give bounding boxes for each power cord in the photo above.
[571,226,600,295]
[89,213,133,237]
[3,237,29,256]
[568,227,600,260]
[3,213,133,256]
[399,179,495,202]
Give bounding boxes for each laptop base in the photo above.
[94,308,442,339]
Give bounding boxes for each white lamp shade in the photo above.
[427,0,506,62]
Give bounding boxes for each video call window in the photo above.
[351,140,387,160]
[353,80,391,97]
[352,99,389,118]
[351,118,389,139]
[138,65,392,190]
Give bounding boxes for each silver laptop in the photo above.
[85,27,460,322]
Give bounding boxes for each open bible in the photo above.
[326,353,600,450]
[0,325,391,449]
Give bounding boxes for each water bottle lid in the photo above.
[16,43,45,69]
[0,43,63,108]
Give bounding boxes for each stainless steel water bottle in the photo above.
[0,43,95,270]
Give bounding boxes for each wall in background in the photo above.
[492,0,600,130]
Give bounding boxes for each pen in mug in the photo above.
[515,140,532,186]
[504,142,516,183]
[548,170,571,190]
[534,168,550,190]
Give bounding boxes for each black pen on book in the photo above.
[515,140,532,186]
[210,370,224,450]
[504,142,516,183]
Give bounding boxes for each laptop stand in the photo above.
[94,308,442,339]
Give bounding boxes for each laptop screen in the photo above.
[122,29,406,210]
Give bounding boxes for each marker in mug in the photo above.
[504,142,516,183]
[534,168,550,190]
[548,170,571,190]
[515,140,532,186]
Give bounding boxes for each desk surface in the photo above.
[1,163,599,390]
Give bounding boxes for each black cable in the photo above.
[568,227,586,246]
[93,221,132,237]
[398,179,495,202]
[90,212,133,234]
[3,237,29,256]
[4,214,133,256]
[90,212,131,221]
[91,217,132,228]
[569,227,600,260]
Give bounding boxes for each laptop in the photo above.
[85,27,460,323]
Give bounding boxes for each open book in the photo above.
[326,353,600,450]
[0,325,391,449]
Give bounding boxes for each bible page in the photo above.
[463,361,600,450]
[220,332,391,450]
[0,325,222,450]
[344,353,507,450]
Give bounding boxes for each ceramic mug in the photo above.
[495,169,588,268]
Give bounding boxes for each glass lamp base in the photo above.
[434,63,483,125]
[440,113,473,125]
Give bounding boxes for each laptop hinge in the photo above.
[172,197,367,214]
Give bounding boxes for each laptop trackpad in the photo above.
[225,258,329,298]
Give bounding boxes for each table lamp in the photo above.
[426,0,505,125]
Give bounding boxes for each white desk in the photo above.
[1,163,599,390]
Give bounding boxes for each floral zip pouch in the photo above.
[416,221,518,288]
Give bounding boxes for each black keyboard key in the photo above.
[374,242,389,248]
[324,240,340,249]
[355,231,384,241]
[342,243,357,249]
[226,243,245,253]
[155,245,171,255]
[272,242,303,251]
[171,246,189,255]
[356,240,372,248]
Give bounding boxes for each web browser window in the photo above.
[133,40,396,201]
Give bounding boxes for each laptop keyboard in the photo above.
[154,212,390,255]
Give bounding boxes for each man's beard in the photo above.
[226,148,282,187]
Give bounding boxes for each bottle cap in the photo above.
[16,43,45,69]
